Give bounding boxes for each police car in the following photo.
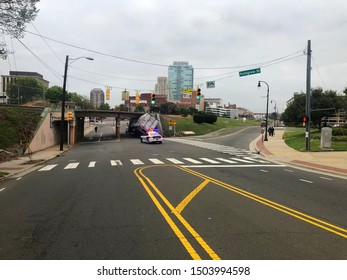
[140,131,163,144]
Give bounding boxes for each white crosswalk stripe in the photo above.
[230,158,253,163]
[166,158,184,164]
[64,163,79,169]
[38,164,57,171]
[199,158,220,164]
[215,158,237,164]
[130,159,144,165]
[110,160,123,166]
[37,155,276,172]
[149,158,165,164]
[183,158,203,164]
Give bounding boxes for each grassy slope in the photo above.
[0,107,42,152]
[161,115,260,136]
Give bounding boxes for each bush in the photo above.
[193,112,217,124]
[193,113,205,124]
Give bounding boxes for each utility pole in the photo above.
[60,55,69,151]
[305,40,312,151]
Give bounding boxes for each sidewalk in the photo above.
[251,128,347,177]
[0,145,71,180]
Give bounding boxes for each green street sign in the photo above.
[239,68,261,77]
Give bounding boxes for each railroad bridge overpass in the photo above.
[59,110,145,145]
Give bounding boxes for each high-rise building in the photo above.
[168,61,193,101]
[155,77,169,96]
[90,88,105,108]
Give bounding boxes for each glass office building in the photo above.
[168,61,194,101]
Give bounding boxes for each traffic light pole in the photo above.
[305,40,312,151]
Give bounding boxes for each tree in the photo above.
[134,105,145,112]
[0,0,40,59]
[160,102,177,114]
[281,93,305,126]
[45,85,63,103]
[281,87,345,128]
[7,78,44,104]
[98,103,110,110]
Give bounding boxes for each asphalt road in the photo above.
[0,121,346,260]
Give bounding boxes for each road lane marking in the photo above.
[183,158,202,164]
[231,158,253,163]
[166,158,184,164]
[260,169,269,173]
[88,161,96,168]
[0,188,5,192]
[184,164,286,168]
[215,158,237,164]
[149,158,165,164]
[110,160,122,166]
[38,164,57,171]
[177,166,347,239]
[284,169,294,172]
[243,156,269,163]
[299,179,314,184]
[135,166,220,260]
[134,167,202,260]
[199,158,220,164]
[64,163,80,169]
[130,159,144,165]
[176,179,210,214]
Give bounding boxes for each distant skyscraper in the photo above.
[90,88,105,108]
[168,61,193,101]
[155,77,169,96]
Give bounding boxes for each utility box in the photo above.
[320,127,332,149]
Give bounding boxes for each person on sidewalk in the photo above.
[94,126,98,133]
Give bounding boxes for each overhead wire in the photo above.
[16,29,307,93]
[12,35,62,81]
[312,55,326,89]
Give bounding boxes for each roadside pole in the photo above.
[305,39,312,151]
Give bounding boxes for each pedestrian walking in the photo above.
[94,126,98,133]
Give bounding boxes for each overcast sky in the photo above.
[1,0,347,113]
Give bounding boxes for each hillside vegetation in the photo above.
[161,115,260,136]
[0,106,43,154]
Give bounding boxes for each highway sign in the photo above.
[206,81,215,88]
[239,68,261,77]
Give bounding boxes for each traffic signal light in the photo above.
[197,88,201,100]
[135,92,140,105]
[303,117,307,122]
[106,87,111,100]
[151,94,156,104]
[67,111,73,121]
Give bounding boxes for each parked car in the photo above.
[140,131,163,144]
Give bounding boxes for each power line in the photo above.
[13,36,62,81]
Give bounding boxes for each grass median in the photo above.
[284,128,347,152]
[161,115,260,136]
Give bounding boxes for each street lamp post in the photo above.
[59,55,93,151]
[271,99,277,127]
[258,80,270,141]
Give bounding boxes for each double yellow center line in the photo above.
[135,165,347,260]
